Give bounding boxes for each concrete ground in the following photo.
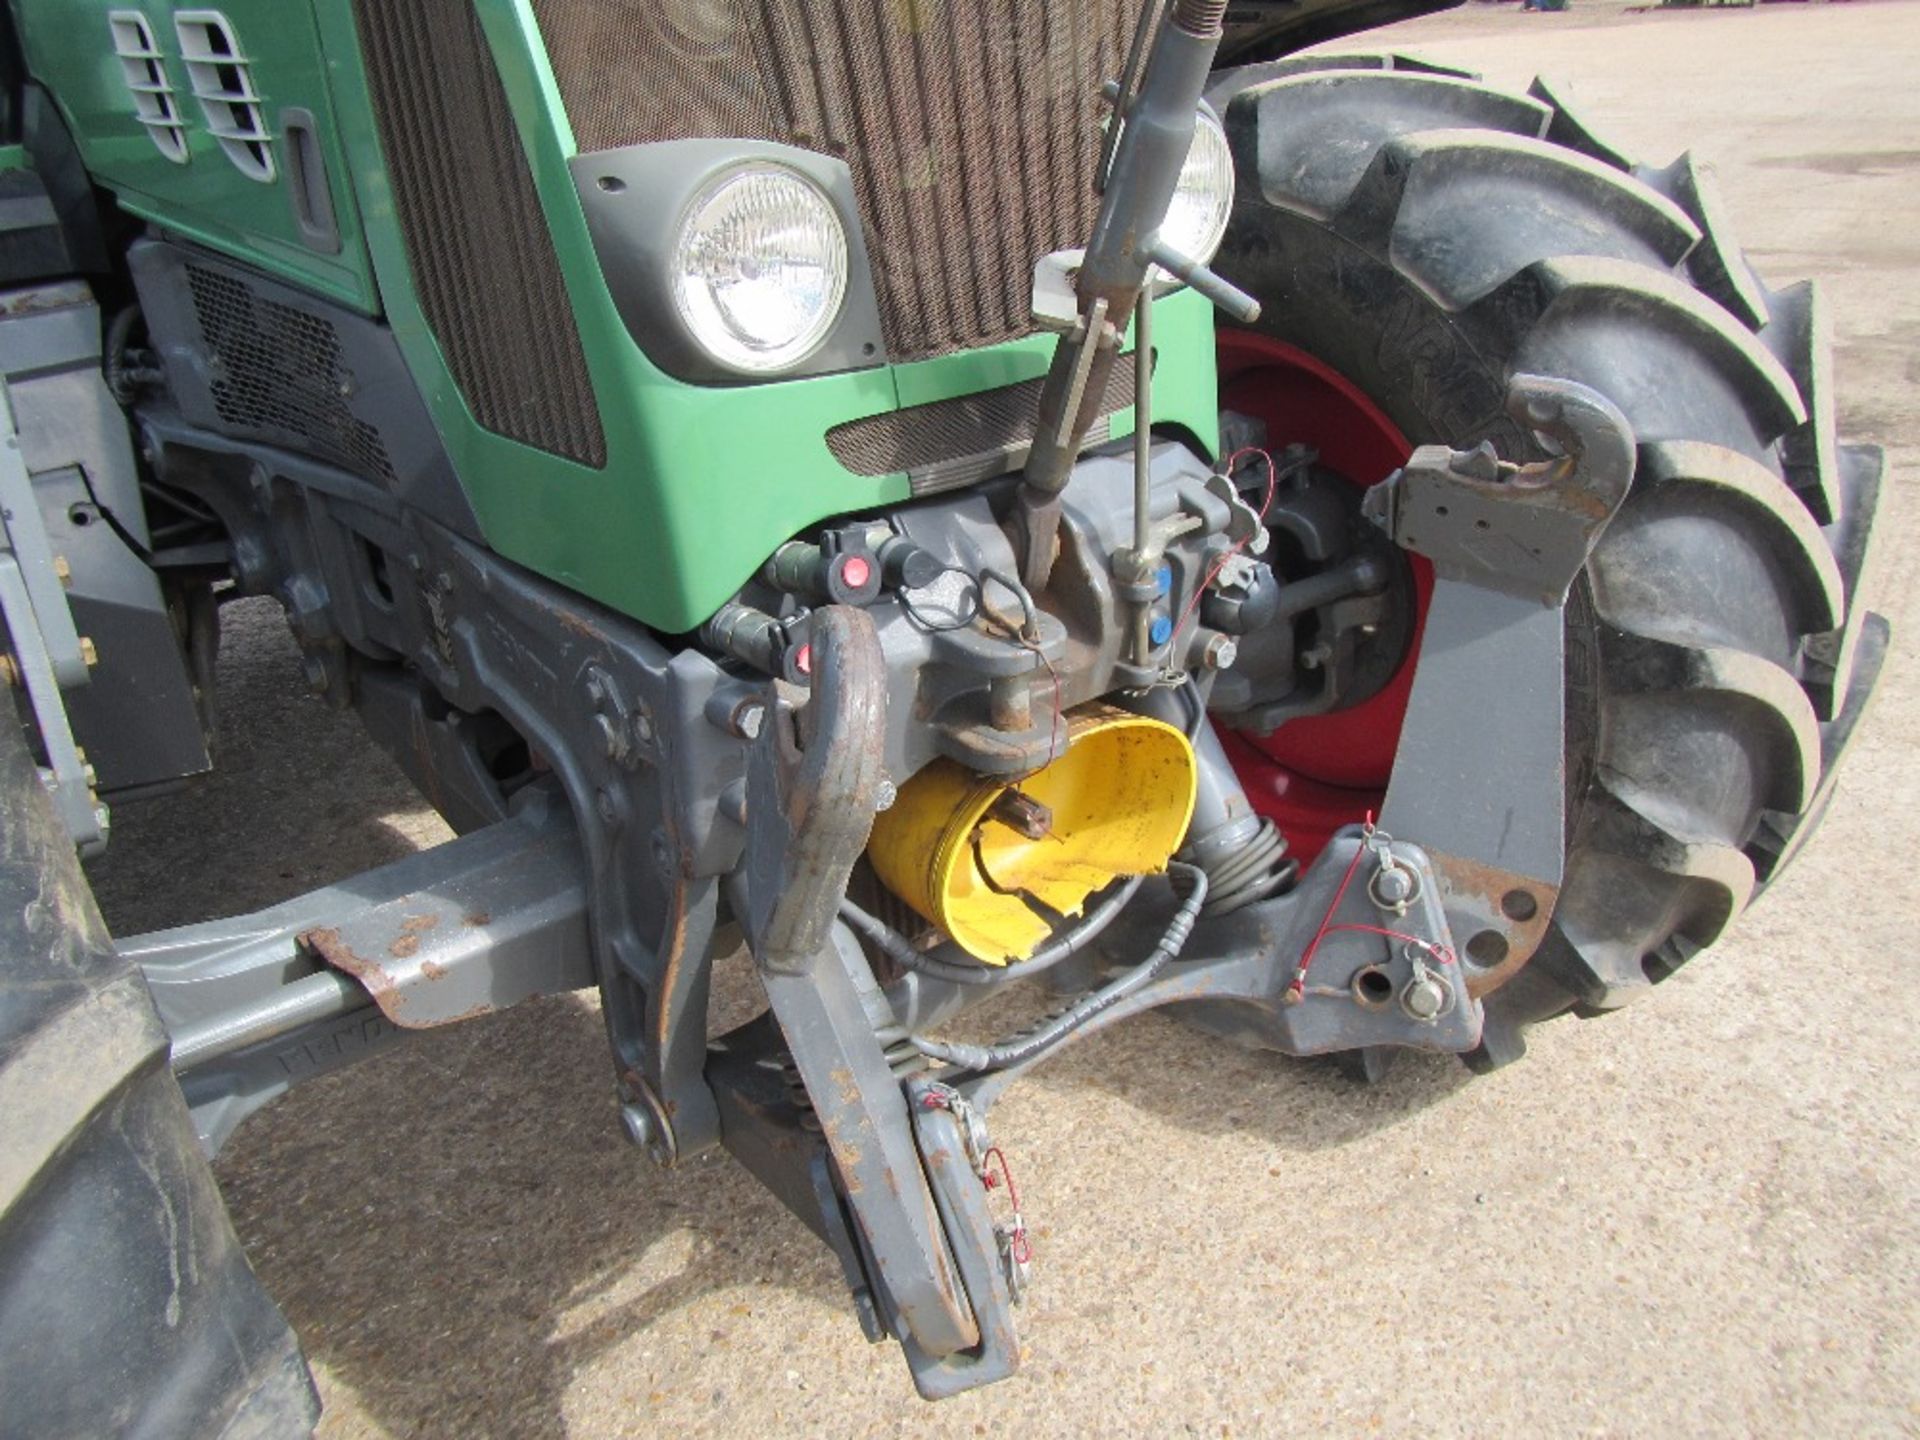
[87,4,1920,1435]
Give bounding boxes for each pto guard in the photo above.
[869,706,1198,964]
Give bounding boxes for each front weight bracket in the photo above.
[1365,376,1636,993]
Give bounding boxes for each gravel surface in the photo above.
[85,4,1920,1435]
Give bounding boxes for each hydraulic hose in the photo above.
[103,305,164,402]
[911,862,1208,1074]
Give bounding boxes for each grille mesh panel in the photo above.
[528,0,1134,362]
[185,263,396,484]
[828,360,1138,496]
[353,0,605,467]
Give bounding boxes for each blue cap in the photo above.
[1149,613,1174,646]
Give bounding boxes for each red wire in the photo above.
[982,1146,1031,1264]
[1167,446,1279,652]
[1291,817,1458,997]
[1322,922,1455,967]
[981,1146,1019,1208]
[1289,811,1373,996]
[1037,646,1064,761]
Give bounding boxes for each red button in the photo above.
[840,555,873,590]
[793,643,812,675]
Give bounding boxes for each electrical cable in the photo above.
[839,871,1149,990]
[1166,445,1279,653]
[898,566,983,633]
[1286,821,1370,1001]
[910,862,1208,1074]
[978,565,1065,760]
[838,898,998,986]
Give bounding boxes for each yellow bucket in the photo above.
[868,705,1197,965]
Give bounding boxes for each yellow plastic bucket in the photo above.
[868,705,1197,965]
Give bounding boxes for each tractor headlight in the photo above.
[1157,109,1234,272]
[671,165,850,374]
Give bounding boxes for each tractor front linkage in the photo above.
[116,372,1635,1397]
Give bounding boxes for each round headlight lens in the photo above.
[671,166,849,373]
[1157,110,1235,273]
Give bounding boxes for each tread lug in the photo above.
[1500,254,1806,458]
[1752,612,1891,886]
[1527,74,1636,171]
[1635,153,1772,330]
[1761,279,1843,525]
[1239,71,1550,220]
[1639,439,1845,634]
[1377,129,1699,309]
[1803,444,1887,719]
[1599,629,1822,817]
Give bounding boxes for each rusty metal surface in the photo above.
[1363,375,1637,605]
[293,809,593,1028]
[1433,852,1559,1000]
[127,791,593,1151]
[739,606,984,1361]
[744,607,890,970]
[903,1082,1021,1398]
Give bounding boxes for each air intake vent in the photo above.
[184,261,397,484]
[827,360,1140,497]
[107,11,188,164]
[174,11,274,182]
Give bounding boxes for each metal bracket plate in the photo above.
[1368,375,1637,986]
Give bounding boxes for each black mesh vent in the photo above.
[185,263,396,484]
[828,360,1138,496]
[527,0,1134,363]
[352,0,605,467]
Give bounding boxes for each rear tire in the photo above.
[0,708,320,1436]
[1212,56,1887,1066]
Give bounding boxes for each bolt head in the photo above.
[1401,976,1447,1022]
[1203,633,1239,670]
[1370,865,1415,906]
[732,700,766,740]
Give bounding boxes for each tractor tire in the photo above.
[1211,55,1888,1067]
[0,709,320,1436]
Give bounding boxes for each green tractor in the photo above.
[0,0,1886,1424]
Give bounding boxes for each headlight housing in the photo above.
[671,165,850,374]
[1156,109,1235,274]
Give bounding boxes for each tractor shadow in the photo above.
[942,972,1478,1154]
[209,969,1469,1440]
[212,987,853,1440]
[1014,1004,1476,1148]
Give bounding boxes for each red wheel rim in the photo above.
[1215,330,1432,863]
